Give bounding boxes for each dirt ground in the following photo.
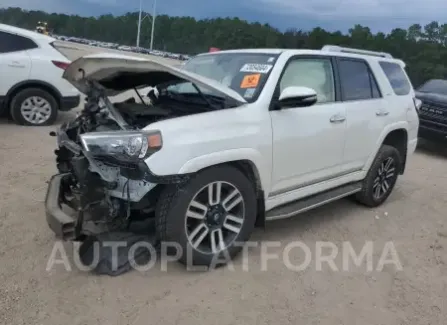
[1,44,447,325]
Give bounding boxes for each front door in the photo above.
[269,56,347,196]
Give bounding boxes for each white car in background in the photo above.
[0,23,80,126]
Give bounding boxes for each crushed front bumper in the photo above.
[45,173,77,240]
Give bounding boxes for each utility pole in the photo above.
[136,0,156,50]
[150,0,156,50]
[136,0,142,48]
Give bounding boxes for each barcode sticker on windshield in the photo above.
[240,63,273,74]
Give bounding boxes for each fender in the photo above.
[5,79,62,103]
[178,148,270,193]
[363,121,409,172]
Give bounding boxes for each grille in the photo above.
[419,100,447,123]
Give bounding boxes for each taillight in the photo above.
[52,60,70,70]
[413,97,422,113]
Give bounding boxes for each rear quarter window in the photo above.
[379,61,412,96]
[0,31,38,53]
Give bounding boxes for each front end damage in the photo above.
[44,52,247,244]
[46,121,189,241]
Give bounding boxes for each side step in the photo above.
[266,182,363,221]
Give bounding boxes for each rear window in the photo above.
[379,61,411,96]
[0,31,38,53]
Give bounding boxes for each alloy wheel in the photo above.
[184,181,245,255]
[373,157,396,200]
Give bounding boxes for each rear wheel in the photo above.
[10,88,58,126]
[156,165,258,267]
[355,145,401,207]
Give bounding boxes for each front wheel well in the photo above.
[192,160,266,228]
[382,129,408,174]
[148,160,266,228]
[5,81,61,111]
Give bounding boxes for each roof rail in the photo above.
[321,45,393,59]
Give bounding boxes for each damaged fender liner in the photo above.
[91,155,193,184]
[135,161,193,184]
[45,169,193,241]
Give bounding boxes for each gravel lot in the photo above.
[1,44,447,325]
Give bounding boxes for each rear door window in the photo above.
[338,58,382,101]
[0,31,38,54]
[379,61,412,96]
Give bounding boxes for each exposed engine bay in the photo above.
[51,81,215,238]
[46,50,247,242]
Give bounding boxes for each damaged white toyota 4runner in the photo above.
[46,46,419,267]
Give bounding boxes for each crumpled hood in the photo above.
[63,53,247,104]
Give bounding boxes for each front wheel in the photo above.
[156,165,258,267]
[355,145,401,207]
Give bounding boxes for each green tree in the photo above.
[1,7,447,86]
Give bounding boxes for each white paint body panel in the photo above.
[75,47,419,209]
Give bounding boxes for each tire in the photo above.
[155,165,258,268]
[355,145,401,207]
[10,88,58,126]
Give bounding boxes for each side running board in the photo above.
[266,182,363,221]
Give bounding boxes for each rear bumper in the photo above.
[45,173,76,240]
[60,95,80,111]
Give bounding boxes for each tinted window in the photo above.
[379,61,411,96]
[279,58,335,103]
[417,79,447,95]
[0,31,38,53]
[339,59,381,101]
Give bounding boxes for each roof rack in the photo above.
[321,45,393,59]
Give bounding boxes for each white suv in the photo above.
[0,24,80,126]
[45,46,419,268]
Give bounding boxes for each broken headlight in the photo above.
[80,130,162,162]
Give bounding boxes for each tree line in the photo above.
[1,7,447,86]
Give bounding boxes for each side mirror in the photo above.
[278,86,318,109]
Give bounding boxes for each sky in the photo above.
[1,0,446,33]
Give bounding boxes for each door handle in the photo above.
[8,63,24,68]
[330,114,346,123]
[376,110,389,116]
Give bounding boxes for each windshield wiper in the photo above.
[191,83,221,110]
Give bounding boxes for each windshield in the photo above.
[418,79,447,95]
[164,52,279,103]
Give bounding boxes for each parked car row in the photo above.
[1,20,447,148]
[52,34,191,61]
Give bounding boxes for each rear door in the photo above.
[0,31,34,96]
[337,57,390,173]
[379,61,419,142]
